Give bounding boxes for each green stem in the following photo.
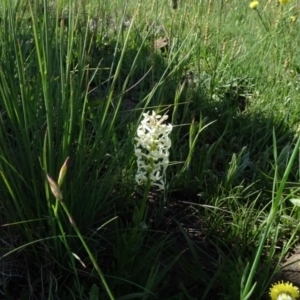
[138,179,151,226]
[59,201,115,300]
[255,9,269,32]
[52,199,81,289]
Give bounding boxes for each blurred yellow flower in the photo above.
[269,281,300,300]
[279,0,291,4]
[249,1,259,9]
[290,16,296,22]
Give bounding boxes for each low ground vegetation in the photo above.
[1,0,300,299]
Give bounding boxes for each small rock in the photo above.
[273,249,300,287]
[154,37,168,53]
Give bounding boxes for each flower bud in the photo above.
[47,174,63,201]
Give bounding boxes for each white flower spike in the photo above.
[135,111,172,190]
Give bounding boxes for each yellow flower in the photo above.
[269,281,300,300]
[290,16,296,22]
[279,0,291,4]
[249,1,259,9]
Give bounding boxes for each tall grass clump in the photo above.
[0,0,123,297]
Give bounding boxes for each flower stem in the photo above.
[256,9,269,32]
[59,201,115,300]
[138,179,151,226]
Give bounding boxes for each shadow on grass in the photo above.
[159,77,297,299]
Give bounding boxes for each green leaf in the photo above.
[139,220,148,229]
[290,199,300,207]
[89,284,99,300]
